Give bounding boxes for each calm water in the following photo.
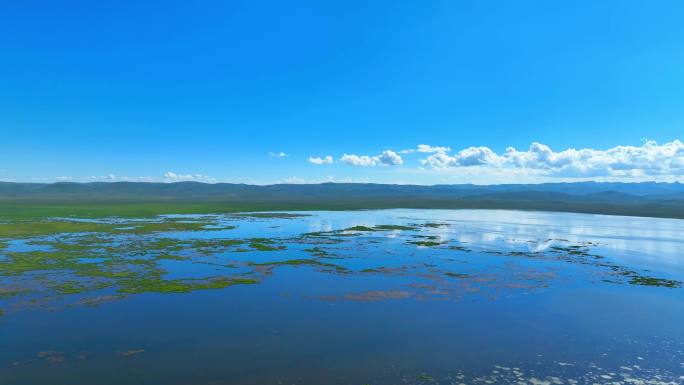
[1,209,683,385]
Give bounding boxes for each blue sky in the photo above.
[1,0,683,184]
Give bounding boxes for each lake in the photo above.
[1,209,683,385]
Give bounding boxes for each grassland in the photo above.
[0,201,275,219]
[3,198,683,220]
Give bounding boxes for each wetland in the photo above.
[1,209,683,385]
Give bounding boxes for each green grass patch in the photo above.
[248,238,286,251]
[0,218,233,239]
[303,246,330,257]
[118,276,259,294]
[231,213,309,219]
[344,224,417,232]
[628,275,681,288]
[445,272,470,279]
[0,221,116,238]
[421,223,450,228]
[373,224,417,231]
[345,226,376,232]
[407,240,443,247]
[252,259,347,271]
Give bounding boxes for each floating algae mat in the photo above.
[1,209,683,384]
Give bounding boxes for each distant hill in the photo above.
[1,181,683,219]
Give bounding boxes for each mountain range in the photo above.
[1,181,683,219]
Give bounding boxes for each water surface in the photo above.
[1,209,683,385]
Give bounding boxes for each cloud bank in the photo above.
[163,172,217,182]
[421,140,684,178]
[309,156,334,165]
[400,144,452,154]
[53,174,155,183]
[48,172,218,183]
[340,150,403,167]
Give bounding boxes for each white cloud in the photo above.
[421,140,684,178]
[90,173,119,181]
[280,176,310,184]
[56,173,216,183]
[36,172,220,184]
[340,154,376,166]
[341,150,403,167]
[422,146,502,168]
[269,151,288,158]
[163,172,217,183]
[417,144,451,153]
[308,155,334,165]
[52,174,156,183]
[400,144,451,154]
[376,150,403,166]
[279,175,370,184]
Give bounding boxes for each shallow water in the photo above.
[1,209,683,385]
